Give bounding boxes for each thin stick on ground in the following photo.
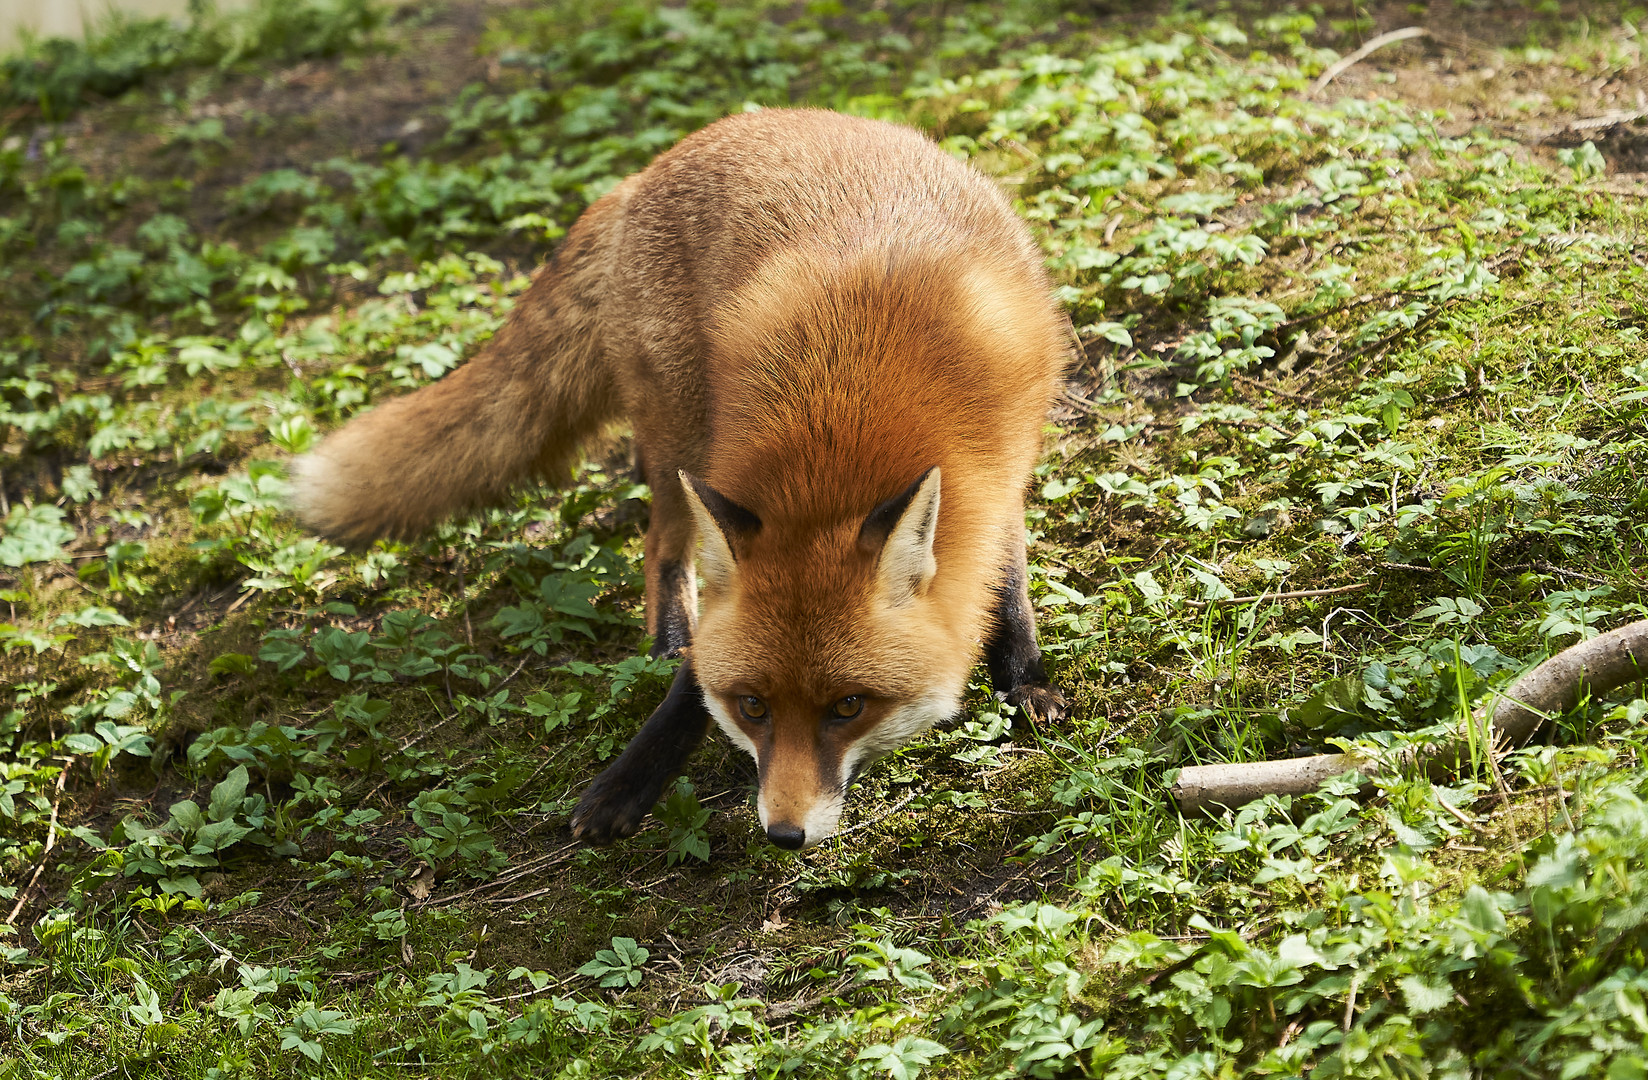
[1184,582,1369,609]
[1308,27,1430,99]
[1172,618,1648,815]
[6,764,70,925]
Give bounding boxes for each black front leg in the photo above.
[570,658,712,843]
[983,552,1068,723]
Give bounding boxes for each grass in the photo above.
[2,0,1648,1076]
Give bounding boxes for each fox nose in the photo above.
[766,823,806,850]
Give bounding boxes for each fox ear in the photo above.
[859,467,940,604]
[679,471,760,594]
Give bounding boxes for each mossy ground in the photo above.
[2,1,1648,1077]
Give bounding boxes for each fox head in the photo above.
[679,467,971,849]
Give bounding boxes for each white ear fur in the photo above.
[875,467,941,604]
[679,470,740,596]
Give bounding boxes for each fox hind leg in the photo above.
[984,536,1069,724]
[642,470,697,657]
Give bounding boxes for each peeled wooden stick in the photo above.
[1171,619,1648,815]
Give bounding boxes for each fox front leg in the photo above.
[983,549,1068,724]
[570,658,712,843]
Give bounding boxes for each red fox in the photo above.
[292,109,1068,848]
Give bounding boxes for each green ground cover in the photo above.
[2,0,1648,1076]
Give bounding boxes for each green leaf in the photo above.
[1398,974,1453,1014]
[209,652,258,676]
[168,799,206,834]
[856,1036,949,1080]
[192,819,253,854]
[1459,885,1507,935]
[258,630,308,672]
[0,505,76,567]
[208,765,249,822]
[1287,675,1366,730]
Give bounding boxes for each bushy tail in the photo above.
[290,204,622,546]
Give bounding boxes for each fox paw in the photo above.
[569,769,657,844]
[1005,682,1069,725]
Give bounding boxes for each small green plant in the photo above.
[658,777,711,866]
[577,937,649,989]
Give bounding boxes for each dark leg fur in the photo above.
[650,560,694,658]
[984,552,1068,723]
[570,658,711,843]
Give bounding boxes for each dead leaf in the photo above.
[406,862,436,901]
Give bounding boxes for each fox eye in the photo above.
[738,696,768,721]
[831,695,864,720]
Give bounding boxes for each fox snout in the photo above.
[756,756,848,851]
[705,687,961,849]
[734,706,852,851]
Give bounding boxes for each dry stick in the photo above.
[6,765,70,925]
[1304,300,1453,387]
[423,843,580,908]
[1276,293,1380,333]
[1434,792,1479,830]
[832,791,920,839]
[1568,109,1648,133]
[1172,619,1648,815]
[1308,27,1431,99]
[1184,581,1369,609]
[357,698,465,804]
[1232,371,1321,404]
[455,556,474,647]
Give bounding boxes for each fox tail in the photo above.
[289,205,621,546]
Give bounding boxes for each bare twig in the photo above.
[491,651,536,692]
[1277,293,1379,332]
[1184,581,1369,609]
[6,765,70,925]
[832,791,920,838]
[357,698,466,803]
[455,556,473,647]
[1232,371,1321,404]
[423,843,580,908]
[1568,109,1648,133]
[1434,791,1479,830]
[1308,28,1430,99]
[1304,299,1455,386]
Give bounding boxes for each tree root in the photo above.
[1171,619,1648,816]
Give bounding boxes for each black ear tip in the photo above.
[858,466,939,552]
[682,471,762,538]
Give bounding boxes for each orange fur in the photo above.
[290,109,1069,844]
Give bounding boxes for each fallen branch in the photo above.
[1171,619,1648,815]
[1567,109,1648,133]
[1308,28,1430,99]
